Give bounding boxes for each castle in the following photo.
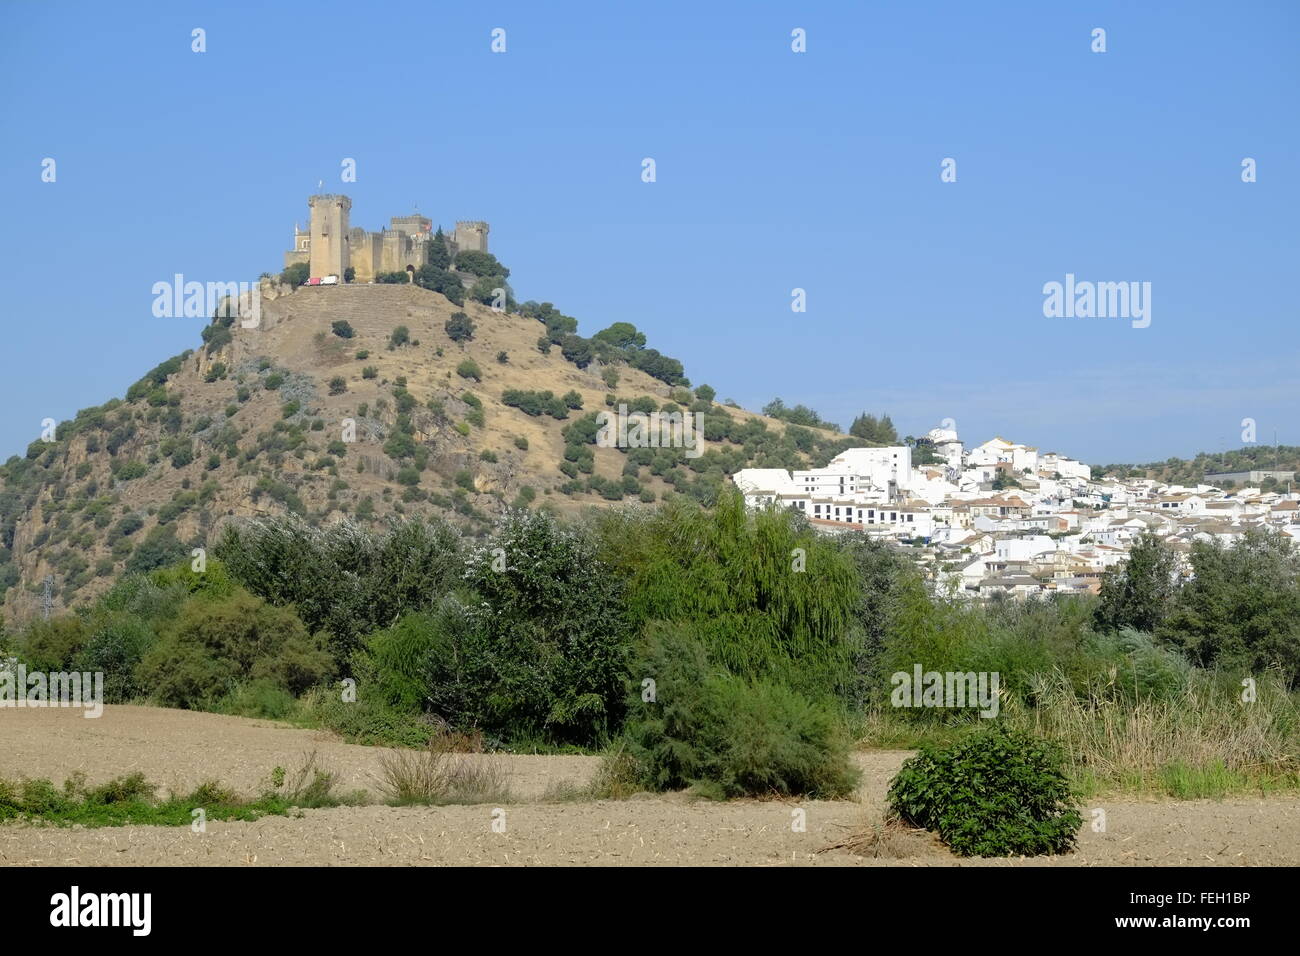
[284,194,489,283]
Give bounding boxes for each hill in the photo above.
[1093,445,1300,488]
[0,279,856,622]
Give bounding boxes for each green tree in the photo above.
[452,249,509,277]
[849,412,897,443]
[413,263,465,305]
[593,322,646,350]
[450,509,632,743]
[425,227,450,269]
[213,514,463,662]
[1094,532,1178,634]
[560,335,593,369]
[1157,529,1300,684]
[280,262,310,287]
[469,275,512,309]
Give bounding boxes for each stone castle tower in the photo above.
[285,194,490,283]
[306,194,351,279]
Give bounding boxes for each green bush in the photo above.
[138,589,334,709]
[887,727,1082,857]
[75,613,157,702]
[621,625,858,799]
[453,250,509,278]
[214,677,298,719]
[213,514,463,663]
[125,525,187,575]
[280,262,310,287]
[445,312,475,343]
[397,509,634,746]
[302,683,435,748]
[17,617,89,671]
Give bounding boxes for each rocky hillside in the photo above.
[1,280,855,622]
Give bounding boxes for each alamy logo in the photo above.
[0,659,104,718]
[1042,273,1151,329]
[890,665,1001,718]
[596,404,705,459]
[151,274,262,328]
[49,886,151,936]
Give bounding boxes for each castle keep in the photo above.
[284,194,489,283]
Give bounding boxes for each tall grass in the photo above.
[376,739,513,806]
[1008,670,1300,797]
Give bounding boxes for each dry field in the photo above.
[1,706,1297,867]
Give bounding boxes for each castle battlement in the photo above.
[284,194,489,281]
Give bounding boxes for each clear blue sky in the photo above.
[1,0,1296,464]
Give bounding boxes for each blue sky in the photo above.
[1,0,1296,464]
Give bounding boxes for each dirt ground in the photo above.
[1,705,1297,866]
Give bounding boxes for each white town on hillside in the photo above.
[732,428,1298,600]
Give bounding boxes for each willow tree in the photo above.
[594,488,863,702]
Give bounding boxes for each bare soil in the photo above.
[1,706,1297,866]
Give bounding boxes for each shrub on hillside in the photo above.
[124,525,187,575]
[469,275,513,310]
[414,264,465,305]
[887,727,1082,857]
[280,262,310,287]
[445,312,475,343]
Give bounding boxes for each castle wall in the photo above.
[347,228,383,282]
[380,231,404,274]
[285,196,489,282]
[390,215,431,236]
